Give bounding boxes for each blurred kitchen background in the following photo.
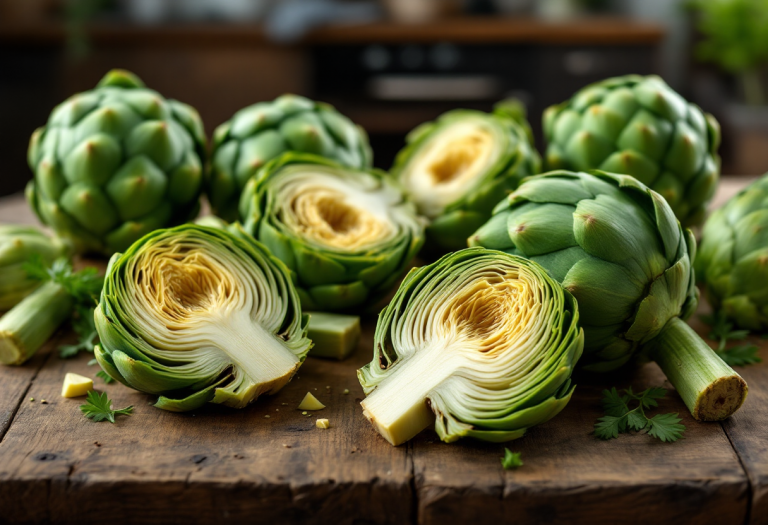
[1,0,767,197]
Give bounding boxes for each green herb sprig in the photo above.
[501,448,523,470]
[594,387,686,443]
[80,391,133,423]
[700,313,762,367]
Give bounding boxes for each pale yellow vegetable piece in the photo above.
[61,373,93,398]
[316,418,330,429]
[298,392,325,411]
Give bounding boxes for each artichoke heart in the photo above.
[392,107,540,251]
[358,248,584,446]
[94,224,312,412]
[240,153,425,311]
[696,172,768,330]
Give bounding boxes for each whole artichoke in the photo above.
[543,75,720,227]
[696,174,768,330]
[27,69,206,255]
[359,247,583,445]
[470,170,746,421]
[239,153,424,311]
[208,95,372,221]
[391,104,540,251]
[95,224,312,411]
[0,225,68,310]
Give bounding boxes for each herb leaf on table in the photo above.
[80,391,132,423]
[501,448,523,470]
[594,387,685,443]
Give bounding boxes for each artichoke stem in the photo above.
[0,281,73,365]
[360,343,455,446]
[210,312,301,396]
[648,318,747,421]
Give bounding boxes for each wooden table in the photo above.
[0,179,766,525]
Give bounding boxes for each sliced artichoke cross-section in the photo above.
[240,153,425,311]
[94,224,312,412]
[392,107,540,251]
[358,248,584,446]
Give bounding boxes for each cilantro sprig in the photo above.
[80,391,133,423]
[594,387,686,443]
[500,448,523,470]
[700,312,762,367]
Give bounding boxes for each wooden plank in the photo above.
[687,315,768,525]
[411,359,749,525]
[0,320,413,525]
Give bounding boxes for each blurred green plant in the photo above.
[65,0,114,58]
[688,0,768,105]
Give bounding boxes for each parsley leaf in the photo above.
[718,343,762,367]
[701,312,762,367]
[501,448,523,470]
[96,371,115,384]
[80,391,132,423]
[594,387,685,443]
[646,413,686,443]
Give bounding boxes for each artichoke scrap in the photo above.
[697,174,768,330]
[359,248,584,446]
[27,69,206,255]
[240,153,425,311]
[0,225,68,310]
[543,75,720,227]
[470,170,747,421]
[94,225,312,411]
[391,104,541,251]
[208,95,372,221]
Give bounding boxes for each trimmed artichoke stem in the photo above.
[360,343,455,446]
[649,318,748,421]
[0,281,73,365]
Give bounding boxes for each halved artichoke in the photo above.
[239,153,425,311]
[94,224,312,411]
[0,225,68,310]
[391,105,540,251]
[358,248,584,446]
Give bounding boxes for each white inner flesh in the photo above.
[120,235,299,397]
[400,120,500,219]
[361,261,552,445]
[273,165,403,252]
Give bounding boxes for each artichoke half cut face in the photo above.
[241,154,424,311]
[399,117,501,220]
[94,225,312,411]
[358,248,583,446]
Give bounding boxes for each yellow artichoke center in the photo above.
[290,187,393,251]
[429,132,493,185]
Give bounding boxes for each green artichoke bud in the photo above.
[358,247,584,446]
[0,225,68,310]
[696,174,768,330]
[27,69,207,256]
[239,153,425,312]
[470,170,746,421]
[208,94,372,222]
[543,75,720,227]
[94,224,312,411]
[391,104,540,251]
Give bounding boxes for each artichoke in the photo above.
[391,104,540,251]
[696,174,768,330]
[27,69,206,255]
[543,75,720,227]
[208,95,372,222]
[358,247,584,446]
[94,224,312,411]
[0,225,68,310]
[470,170,747,421]
[239,153,424,312]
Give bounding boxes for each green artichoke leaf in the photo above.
[358,247,584,446]
[93,225,312,411]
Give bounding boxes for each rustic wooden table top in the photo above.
[0,178,766,525]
